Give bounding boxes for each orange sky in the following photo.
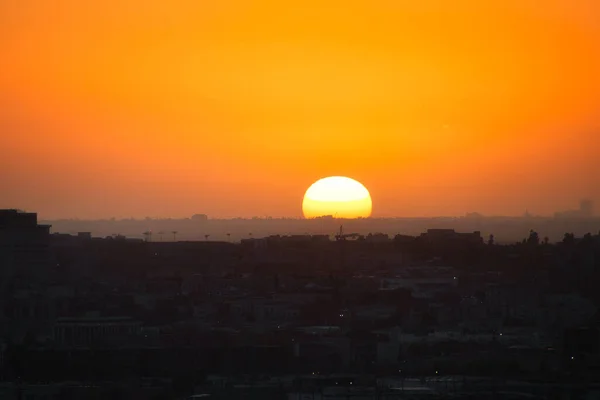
[1,0,599,219]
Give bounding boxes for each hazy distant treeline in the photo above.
[43,216,600,244]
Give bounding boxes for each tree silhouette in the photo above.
[527,230,540,246]
[563,233,576,246]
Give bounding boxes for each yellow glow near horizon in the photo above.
[302,176,372,219]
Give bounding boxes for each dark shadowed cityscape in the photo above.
[1,206,599,399]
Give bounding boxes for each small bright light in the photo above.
[499,333,503,336]
[571,356,574,360]
[302,176,372,218]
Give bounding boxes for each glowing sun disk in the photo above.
[302,176,372,219]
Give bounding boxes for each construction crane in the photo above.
[334,225,363,241]
[142,231,152,242]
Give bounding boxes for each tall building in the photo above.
[554,200,595,219]
[0,209,52,278]
[0,210,54,341]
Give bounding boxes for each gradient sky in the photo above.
[1,0,599,219]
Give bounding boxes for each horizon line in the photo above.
[39,214,598,222]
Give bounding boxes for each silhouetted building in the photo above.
[365,233,389,243]
[0,209,51,241]
[555,200,594,219]
[191,214,208,222]
[53,315,141,347]
[77,232,92,240]
[0,209,52,276]
[420,229,483,245]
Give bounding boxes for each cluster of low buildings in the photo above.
[1,209,600,399]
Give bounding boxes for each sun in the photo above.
[302,176,372,219]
